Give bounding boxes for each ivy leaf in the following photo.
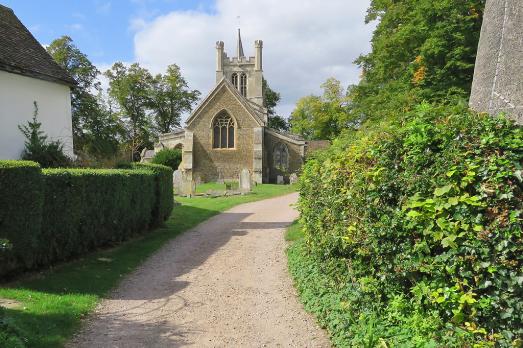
[407,210,422,218]
[434,185,452,197]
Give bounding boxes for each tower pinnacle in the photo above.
[237,28,245,59]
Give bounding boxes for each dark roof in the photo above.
[0,4,75,85]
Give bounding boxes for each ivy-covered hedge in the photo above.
[0,162,174,277]
[0,161,43,276]
[297,103,523,346]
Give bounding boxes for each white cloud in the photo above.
[132,0,375,120]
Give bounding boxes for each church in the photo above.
[154,30,328,184]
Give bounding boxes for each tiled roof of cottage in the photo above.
[0,4,75,85]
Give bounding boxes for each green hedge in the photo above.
[39,168,156,263]
[297,103,523,346]
[133,163,174,226]
[0,161,174,277]
[0,161,43,276]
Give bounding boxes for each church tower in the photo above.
[216,29,264,106]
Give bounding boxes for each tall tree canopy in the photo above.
[351,0,485,122]
[289,78,351,140]
[263,78,289,132]
[105,62,154,160]
[150,64,200,134]
[47,36,118,156]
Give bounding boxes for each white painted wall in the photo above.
[0,70,74,159]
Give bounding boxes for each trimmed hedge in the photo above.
[0,161,174,277]
[39,168,156,263]
[133,163,174,226]
[0,161,43,275]
[297,104,523,346]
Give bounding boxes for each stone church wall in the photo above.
[264,131,304,184]
[188,87,259,182]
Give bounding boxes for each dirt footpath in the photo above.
[69,193,330,348]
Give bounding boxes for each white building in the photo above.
[0,4,75,159]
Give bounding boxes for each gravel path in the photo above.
[69,193,330,348]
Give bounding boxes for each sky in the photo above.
[3,0,375,120]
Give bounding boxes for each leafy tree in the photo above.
[18,102,70,167]
[262,78,290,132]
[267,115,289,132]
[105,62,154,160]
[150,64,200,134]
[289,78,351,140]
[47,36,120,158]
[349,0,485,123]
[151,148,182,171]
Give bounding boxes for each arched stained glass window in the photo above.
[240,73,247,96]
[213,112,235,149]
[231,73,238,89]
[273,143,289,171]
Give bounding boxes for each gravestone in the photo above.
[469,0,523,123]
[172,170,182,194]
[289,173,299,185]
[181,172,195,196]
[277,175,285,185]
[239,168,251,192]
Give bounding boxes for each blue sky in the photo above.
[3,0,214,63]
[2,0,374,118]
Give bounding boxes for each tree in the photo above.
[347,0,485,123]
[47,36,120,158]
[289,78,351,140]
[105,62,154,160]
[150,64,200,134]
[18,101,70,167]
[262,78,289,132]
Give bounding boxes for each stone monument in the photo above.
[239,168,252,192]
[172,169,182,194]
[469,0,523,124]
[289,173,299,185]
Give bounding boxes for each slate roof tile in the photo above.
[0,4,75,85]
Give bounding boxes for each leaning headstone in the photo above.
[172,170,182,194]
[239,168,251,192]
[469,0,523,123]
[289,173,299,185]
[277,175,285,185]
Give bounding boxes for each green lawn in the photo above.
[284,220,305,242]
[0,184,296,348]
[194,181,240,193]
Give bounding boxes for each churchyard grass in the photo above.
[0,184,296,348]
[194,181,239,193]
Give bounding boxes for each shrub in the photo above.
[297,103,523,346]
[0,161,43,275]
[18,101,71,168]
[133,163,174,226]
[151,148,182,171]
[0,162,173,277]
[39,168,156,263]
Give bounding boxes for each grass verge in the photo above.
[0,184,296,348]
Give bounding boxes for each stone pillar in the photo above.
[255,40,263,71]
[182,131,193,181]
[252,127,263,184]
[216,41,225,83]
[469,0,523,123]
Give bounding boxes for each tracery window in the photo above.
[212,112,235,149]
[231,73,238,89]
[240,73,247,96]
[273,142,289,171]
